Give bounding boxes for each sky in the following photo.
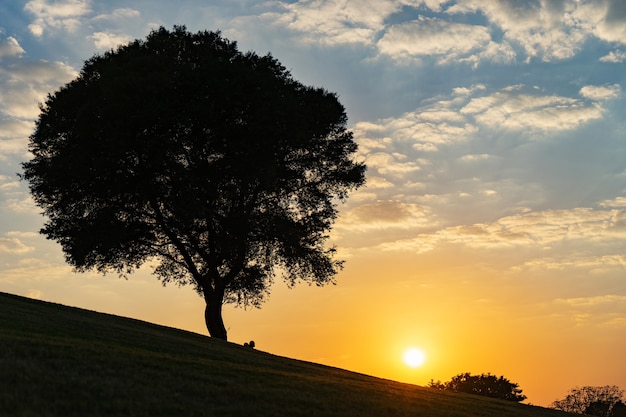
[1,0,625,407]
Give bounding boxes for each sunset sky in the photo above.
[1,0,625,407]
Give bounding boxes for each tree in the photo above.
[21,26,365,340]
[551,386,624,416]
[428,372,527,402]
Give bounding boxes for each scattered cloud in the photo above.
[378,17,491,62]
[375,16,517,67]
[599,50,626,63]
[0,60,77,119]
[90,31,133,50]
[599,197,626,208]
[24,0,92,37]
[376,205,626,253]
[0,37,25,60]
[92,8,140,21]
[336,200,432,232]
[579,84,622,101]
[273,0,626,65]
[0,175,20,191]
[275,0,411,45]
[461,86,605,132]
[0,236,34,254]
[593,0,626,44]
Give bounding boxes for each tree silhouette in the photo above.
[552,386,625,416]
[428,373,527,402]
[22,26,365,340]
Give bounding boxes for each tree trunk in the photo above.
[204,287,227,340]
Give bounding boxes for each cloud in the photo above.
[24,0,92,37]
[0,175,20,191]
[271,0,626,66]
[449,0,592,61]
[0,119,33,160]
[0,37,25,60]
[337,200,432,231]
[377,17,494,64]
[0,60,77,119]
[365,152,422,177]
[599,50,626,63]
[90,31,133,50]
[0,237,34,254]
[377,204,626,254]
[579,84,622,101]
[380,17,490,55]
[461,86,605,132]
[1,192,39,214]
[92,8,140,21]
[594,0,626,44]
[599,197,626,208]
[276,0,398,45]
[355,84,609,164]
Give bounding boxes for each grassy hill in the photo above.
[0,291,574,417]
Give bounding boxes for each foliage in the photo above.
[0,292,575,417]
[21,26,365,340]
[551,385,625,416]
[429,372,527,402]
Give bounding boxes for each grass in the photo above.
[0,291,575,417]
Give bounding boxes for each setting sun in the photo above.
[403,348,426,368]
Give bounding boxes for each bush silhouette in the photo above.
[429,372,526,402]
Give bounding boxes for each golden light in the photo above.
[403,347,426,368]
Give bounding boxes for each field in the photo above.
[0,291,575,416]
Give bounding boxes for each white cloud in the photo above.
[599,196,626,208]
[599,50,626,63]
[0,176,20,191]
[0,118,33,139]
[593,0,626,44]
[449,0,590,61]
[276,0,397,45]
[378,17,491,62]
[24,0,92,37]
[365,152,421,177]
[92,8,140,21]
[1,192,39,214]
[0,60,77,119]
[271,0,626,65]
[378,205,626,254]
[579,84,622,101]
[0,237,34,254]
[0,37,25,60]
[459,154,491,162]
[275,0,451,46]
[90,31,132,50]
[461,87,605,132]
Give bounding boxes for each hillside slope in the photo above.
[0,292,573,417]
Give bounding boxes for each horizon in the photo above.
[1,0,625,407]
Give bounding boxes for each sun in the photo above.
[403,347,426,368]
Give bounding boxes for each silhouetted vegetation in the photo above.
[551,385,625,416]
[429,372,527,402]
[21,26,365,340]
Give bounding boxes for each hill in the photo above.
[0,291,574,417]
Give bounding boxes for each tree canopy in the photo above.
[551,385,625,417]
[428,373,527,402]
[22,26,366,340]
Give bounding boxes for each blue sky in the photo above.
[1,0,625,406]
